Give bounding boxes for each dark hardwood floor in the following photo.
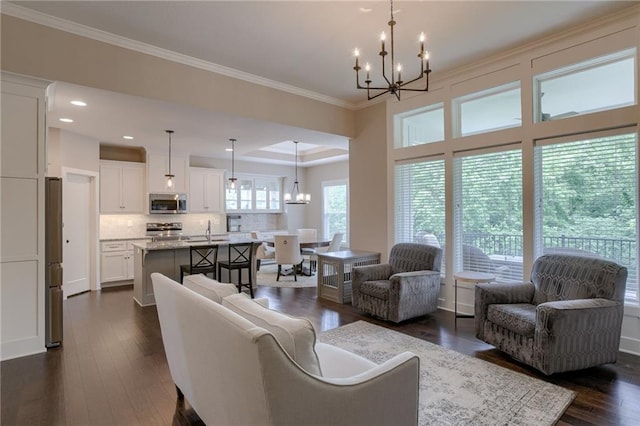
[2,285,639,425]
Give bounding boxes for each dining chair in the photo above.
[217,242,256,297]
[309,232,343,272]
[251,231,275,271]
[180,245,218,283]
[274,235,304,281]
[296,228,318,269]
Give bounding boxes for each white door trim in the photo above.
[61,167,100,294]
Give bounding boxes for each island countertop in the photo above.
[132,237,260,306]
[132,237,258,251]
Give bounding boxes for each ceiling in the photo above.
[5,1,636,165]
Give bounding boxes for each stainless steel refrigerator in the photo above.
[45,177,63,347]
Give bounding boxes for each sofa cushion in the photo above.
[222,293,322,375]
[183,274,238,303]
[358,280,391,300]
[487,303,537,337]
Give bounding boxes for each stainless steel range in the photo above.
[146,222,187,242]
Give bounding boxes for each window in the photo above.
[454,149,523,282]
[226,175,283,212]
[395,103,444,147]
[535,132,638,302]
[255,178,280,211]
[454,82,521,137]
[322,180,348,242]
[395,159,446,272]
[534,49,636,122]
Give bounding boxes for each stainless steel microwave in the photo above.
[149,193,187,214]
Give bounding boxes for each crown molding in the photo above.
[1,3,358,111]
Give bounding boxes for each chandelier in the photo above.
[228,138,237,189]
[284,141,310,205]
[353,0,431,101]
[164,130,175,189]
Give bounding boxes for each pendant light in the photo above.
[228,138,237,189]
[164,130,175,189]
[284,141,310,205]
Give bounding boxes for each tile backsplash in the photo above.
[100,213,285,239]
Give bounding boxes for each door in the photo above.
[64,173,91,297]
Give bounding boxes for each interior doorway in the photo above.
[62,167,99,298]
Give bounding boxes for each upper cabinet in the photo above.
[100,160,145,213]
[189,167,224,213]
[147,154,188,194]
[225,174,283,213]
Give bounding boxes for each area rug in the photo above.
[318,321,576,426]
[257,263,317,288]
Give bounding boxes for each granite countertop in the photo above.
[100,237,150,242]
[132,236,258,251]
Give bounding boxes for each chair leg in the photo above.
[247,267,254,298]
[257,259,261,271]
[277,265,281,281]
[293,263,298,282]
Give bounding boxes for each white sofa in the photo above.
[152,272,420,426]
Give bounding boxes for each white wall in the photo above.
[47,128,100,177]
[1,72,49,360]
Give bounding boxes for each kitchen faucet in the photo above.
[206,220,211,241]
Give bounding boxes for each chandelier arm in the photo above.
[399,74,429,88]
[367,89,393,101]
[380,55,393,87]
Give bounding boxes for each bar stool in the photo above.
[218,242,255,298]
[180,245,218,283]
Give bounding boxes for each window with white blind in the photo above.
[454,149,523,282]
[395,160,446,272]
[322,180,348,243]
[534,132,638,302]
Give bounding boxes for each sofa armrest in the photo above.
[475,282,534,339]
[315,342,377,378]
[353,263,392,282]
[352,264,392,308]
[534,298,624,374]
[294,351,420,426]
[390,270,440,299]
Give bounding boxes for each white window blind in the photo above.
[395,159,446,271]
[322,181,348,242]
[535,133,638,302]
[454,149,523,282]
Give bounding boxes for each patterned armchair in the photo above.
[475,254,627,375]
[352,243,442,323]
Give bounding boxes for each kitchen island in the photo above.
[131,237,259,306]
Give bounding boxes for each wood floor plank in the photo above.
[2,285,639,425]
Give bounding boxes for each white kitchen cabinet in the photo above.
[100,240,137,284]
[147,154,188,193]
[189,167,225,213]
[100,161,145,213]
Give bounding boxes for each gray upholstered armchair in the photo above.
[352,243,442,323]
[475,254,627,375]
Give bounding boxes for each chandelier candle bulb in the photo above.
[380,32,386,52]
[420,32,425,53]
[354,48,359,68]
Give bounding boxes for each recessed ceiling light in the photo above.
[225,148,234,152]
[70,100,87,107]
[123,135,134,140]
[59,118,73,123]
[359,7,372,13]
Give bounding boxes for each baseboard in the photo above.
[620,336,640,357]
